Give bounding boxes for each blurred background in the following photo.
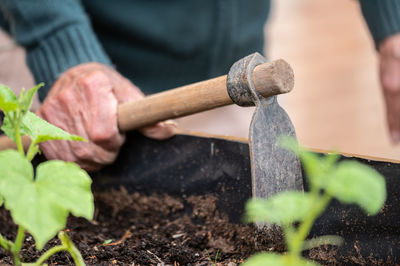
[178,0,400,161]
[0,0,399,161]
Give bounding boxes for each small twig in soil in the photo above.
[146,249,164,264]
[103,229,132,246]
[353,241,367,265]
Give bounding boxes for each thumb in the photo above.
[139,120,177,140]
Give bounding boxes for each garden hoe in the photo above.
[0,52,303,203]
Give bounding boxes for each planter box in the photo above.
[1,130,397,264]
[93,132,400,264]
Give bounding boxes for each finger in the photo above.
[380,57,400,143]
[39,139,76,162]
[78,70,124,149]
[384,92,400,143]
[69,138,120,165]
[139,120,177,140]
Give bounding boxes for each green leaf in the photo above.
[245,192,313,225]
[3,111,85,144]
[0,150,33,194]
[103,239,113,245]
[243,253,320,266]
[36,161,94,220]
[325,161,386,215]
[304,153,340,189]
[298,151,324,183]
[0,84,19,112]
[6,183,69,250]
[1,114,30,142]
[0,83,44,141]
[18,83,43,112]
[0,116,14,141]
[279,136,300,155]
[0,151,94,250]
[21,111,85,144]
[280,136,340,188]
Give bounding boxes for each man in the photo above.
[0,0,398,171]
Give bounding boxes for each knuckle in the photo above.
[57,88,74,105]
[91,128,120,146]
[73,148,92,160]
[90,130,112,143]
[72,144,93,161]
[93,149,118,165]
[78,70,110,90]
[87,118,119,143]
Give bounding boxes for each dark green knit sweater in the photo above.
[0,0,270,100]
[0,0,398,101]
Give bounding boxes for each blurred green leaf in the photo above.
[1,116,14,141]
[302,235,343,251]
[1,115,30,142]
[279,136,300,155]
[280,136,340,188]
[299,151,324,185]
[0,83,44,141]
[18,83,43,112]
[21,111,85,144]
[245,191,313,225]
[0,85,18,112]
[325,161,386,215]
[2,108,85,145]
[244,252,320,266]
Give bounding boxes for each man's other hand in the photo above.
[37,63,176,171]
[379,33,400,144]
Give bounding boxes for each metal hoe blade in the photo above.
[227,53,303,202]
[250,96,303,198]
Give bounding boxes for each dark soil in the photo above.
[0,187,285,265]
[0,188,392,265]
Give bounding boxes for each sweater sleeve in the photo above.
[360,0,400,48]
[0,0,112,101]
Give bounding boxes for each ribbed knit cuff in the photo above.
[360,0,400,48]
[26,23,112,101]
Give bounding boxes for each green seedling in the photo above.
[103,239,113,245]
[0,84,94,266]
[244,137,386,266]
[206,249,220,266]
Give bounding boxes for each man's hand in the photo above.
[37,63,176,171]
[379,33,400,144]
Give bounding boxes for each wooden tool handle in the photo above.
[118,59,294,131]
[0,59,293,150]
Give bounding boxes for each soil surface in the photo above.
[0,187,285,265]
[0,188,390,265]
